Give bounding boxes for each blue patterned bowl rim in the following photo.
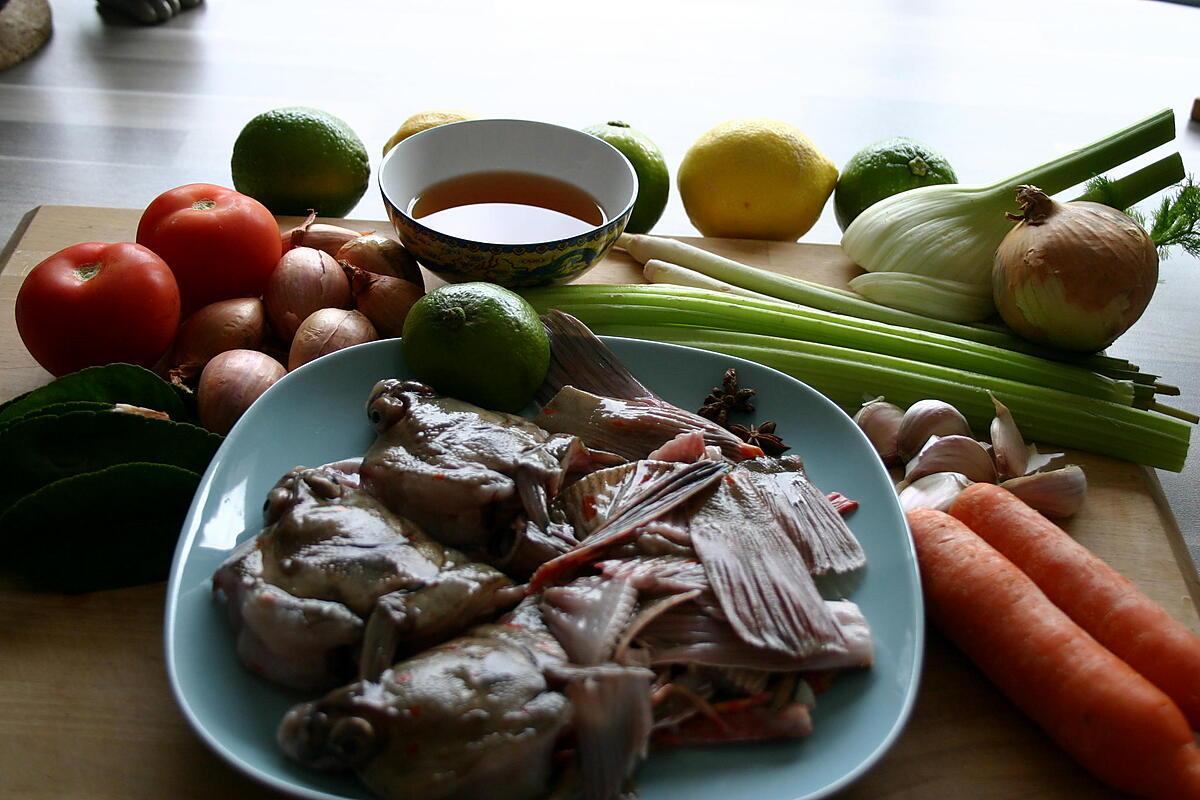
[378,118,639,252]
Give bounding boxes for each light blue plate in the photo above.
[165,337,922,800]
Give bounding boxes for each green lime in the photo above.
[231,107,370,218]
[834,137,957,231]
[401,283,550,413]
[583,121,669,234]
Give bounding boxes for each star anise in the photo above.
[697,368,756,426]
[729,420,790,455]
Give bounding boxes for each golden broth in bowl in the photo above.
[409,170,606,245]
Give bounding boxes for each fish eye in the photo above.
[328,716,376,765]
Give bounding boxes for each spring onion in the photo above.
[841,109,1180,321]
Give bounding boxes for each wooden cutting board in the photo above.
[1,205,1197,800]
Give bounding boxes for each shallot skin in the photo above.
[993,188,1158,352]
[169,297,266,381]
[264,247,352,342]
[288,308,378,370]
[197,349,286,435]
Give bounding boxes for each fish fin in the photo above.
[546,663,654,800]
[530,460,727,590]
[537,310,659,405]
[690,471,843,657]
[541,576,638,665]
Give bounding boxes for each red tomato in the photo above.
[136,183,281,313]
[15,242,181,376]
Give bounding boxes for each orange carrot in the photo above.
[949,483,1200,730]
[908,508,1200,799]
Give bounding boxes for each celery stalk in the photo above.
[590,324,1190,472]
[524,284,1137,404]
[618,234,1143,379]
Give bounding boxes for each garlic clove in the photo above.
[853,397,904,464]
[1001,465,1087,518]
[989,393,1028,480]
[1024,445,1063,475]
[897,399,971,461]
[904,434,997,485]
[899,472,974,513]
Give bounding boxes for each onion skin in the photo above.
[168,297,266,383]
[264,247,351,342]
[344,264,424,338]
[288,308,378,370]
[197,349,286,434]
[993,185,1158,352]
[336,235,424,288]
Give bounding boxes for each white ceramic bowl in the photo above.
[379,119,637,287]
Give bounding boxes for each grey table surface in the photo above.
[2,0,1199,574]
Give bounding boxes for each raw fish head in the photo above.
[277,683,385,770]
[366,379,436,432]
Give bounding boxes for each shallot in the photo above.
[337,235,423,286]
[288,308,377,370]
[197,349,286,434]
[344,265,424,338]
[264,247,351,341]
[280,210,367,257]
[168,297,266,384]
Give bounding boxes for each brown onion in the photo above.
[168,298,266,384]
[344,264,424,337]
[336,235,424,287]
[280,210,368,257]
[993,185,1158,352]
[288,308,378,370]
[197,349,286,434]
[264,247,351,341]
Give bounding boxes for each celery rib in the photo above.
[589,324,1189,472]
[524,285,1134,404]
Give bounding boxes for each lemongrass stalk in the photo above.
[591,324,1190,471]
[618,233,1138,375]
[643,259,775,301]
[524,284,1135,404]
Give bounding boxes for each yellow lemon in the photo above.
[383,110,476,156]
[677,119,838,241]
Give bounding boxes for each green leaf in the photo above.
[0,401,113,435]
[0,410,221,513]
[0,364,187,426]
[0,462,200,593]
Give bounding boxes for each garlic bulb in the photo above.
[899,472,973,513]
[904,435,997,485]
[989,393,1028,481]
[853,398,903,463]
[1001,466,1087,518]
[897,399,971,461]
